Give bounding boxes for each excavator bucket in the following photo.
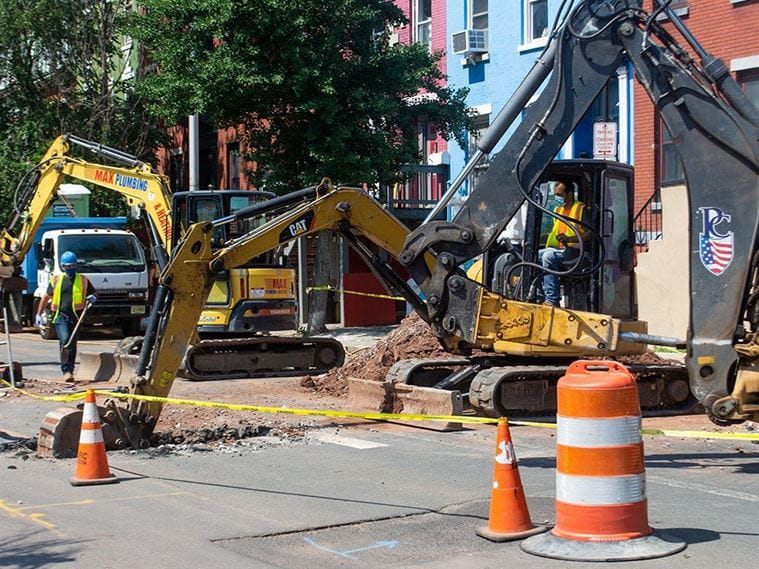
[38,405,125,458]
[77,351,139,384]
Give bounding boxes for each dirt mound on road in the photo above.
[302,312,447,397]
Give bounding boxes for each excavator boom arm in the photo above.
[0,135,172,273]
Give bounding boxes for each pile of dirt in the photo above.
[302,312,447,397]
[611,352,683,366]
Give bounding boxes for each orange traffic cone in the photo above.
[476,418,546,542]
[70,390,119,486]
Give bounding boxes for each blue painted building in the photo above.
[445,1,634,206]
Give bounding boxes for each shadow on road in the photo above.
[519,452,759,474]
[0,530,88,569]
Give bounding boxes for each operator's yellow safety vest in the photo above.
[546,201,585,248]
[50,273,89,320]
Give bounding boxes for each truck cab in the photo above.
[34,227,149,338]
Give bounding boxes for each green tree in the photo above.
[0,0,165,221]
[131,0,471,191]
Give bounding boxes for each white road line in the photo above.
[313,432,388,449]
[648,474,759,503]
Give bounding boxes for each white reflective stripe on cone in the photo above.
[557,416,641,447]
[82,403,101,425]
[78,428,105,445]
[556,473,646,505]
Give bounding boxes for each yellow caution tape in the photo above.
[307,286,404,302]
[91,390,499,424]
[3,378,759,440]
[641,428,759,441]
[0,380,84,402]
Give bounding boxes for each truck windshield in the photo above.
[58,235,145,273]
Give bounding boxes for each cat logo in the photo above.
[288,219,308,237]
[278,211,314,243]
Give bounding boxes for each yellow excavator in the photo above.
[0,135,344,380]
[38,0,759,454]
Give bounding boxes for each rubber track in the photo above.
[181,336,345,381]
[395,361,696,418]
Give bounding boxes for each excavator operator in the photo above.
[537,180,588,307]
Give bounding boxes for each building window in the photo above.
[468,114,491,191]
[738,68,759,110]
[658,118,685,186]
[655,0,688,20]
[525,0,549,43]
[415,0,432,49]
[471,0,488,30]
[227,143,241,189]
[169,149,184,191]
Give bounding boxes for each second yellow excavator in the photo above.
[0,135,344,379]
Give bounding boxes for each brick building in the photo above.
[633,0,759,218]
[155,123,254,192]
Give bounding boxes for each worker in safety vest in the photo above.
[538,180,588,307]
[36,251,96,382]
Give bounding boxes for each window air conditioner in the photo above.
[451,29,488,56]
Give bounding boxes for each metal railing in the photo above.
[387,164,449,218]
[633,188,663,253]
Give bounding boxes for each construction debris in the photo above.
[302,312,447,396]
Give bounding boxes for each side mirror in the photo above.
[43,258,54,271]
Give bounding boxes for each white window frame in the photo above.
[467,112,491,193]
[520,0,549,53]
[414,0,432,50]
[469,0,488,31]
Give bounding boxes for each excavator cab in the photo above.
[170,190,296,335]
[490,160,636,319]
[171,190,275,254]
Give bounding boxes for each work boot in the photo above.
[63,371,75,383]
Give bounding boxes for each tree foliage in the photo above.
[0,0,165,220]
[132,0,471,192]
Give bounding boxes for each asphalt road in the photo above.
[1,328,758,568]
[1,410,758,568]
[4,328,122,382]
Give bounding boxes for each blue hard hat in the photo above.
[60,251,78,266]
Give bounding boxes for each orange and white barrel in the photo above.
[522,361,685,561]
[555,359,648,540]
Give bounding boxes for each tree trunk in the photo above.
[308,232,338,335]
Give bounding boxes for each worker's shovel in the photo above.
[61,300,93,363]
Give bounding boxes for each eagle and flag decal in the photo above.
[699,207,733,276]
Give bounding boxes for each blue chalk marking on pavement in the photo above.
[303,536,357,559]
[303,536,400,559]
[341,540,399,555]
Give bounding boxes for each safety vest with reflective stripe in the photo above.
[546,201,585,248]
[50,273,88,320]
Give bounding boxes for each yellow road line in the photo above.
[0,499,58,532]
[16,491,188,512]
[16,499,94,511]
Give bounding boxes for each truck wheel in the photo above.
[120,318,142,337]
